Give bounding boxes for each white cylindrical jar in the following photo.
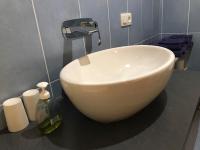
[22,89,40,121]
[3,97,29,132]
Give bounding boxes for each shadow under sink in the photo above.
[44,91,167,150]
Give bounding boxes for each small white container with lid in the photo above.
[3,97,29,132]
[22,89,40,121]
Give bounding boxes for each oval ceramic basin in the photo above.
[60,45,175,123]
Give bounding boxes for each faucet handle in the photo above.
[87,21,101,46]
[97,30,101,46]
[94,21,101,46]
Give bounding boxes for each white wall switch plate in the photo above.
[120,12,132,27]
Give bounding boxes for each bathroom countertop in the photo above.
[0,71,200,150]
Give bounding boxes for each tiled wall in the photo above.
[0,0,161,105]
[161,0,200,70]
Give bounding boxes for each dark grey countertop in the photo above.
[0,71,200,150]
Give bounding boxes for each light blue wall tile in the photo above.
[129,0,160,45]
[51,80,62,98]
[162,0,188,33]
[79,0,110,51]
[128,0,143,44]
[34,0,82,81]
[153,0,161,35]
[108,0,129,47]
[188,33,200,70]
[189,0,200,32]
[0,0,48,102]
[141,0,154,39]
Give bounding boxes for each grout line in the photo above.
[189,32,200,34]
[77,0,86,55]
[161,32,187,35]
[77,0,82,18]
[106,0,112,48]
[135,33,159,45]
[160,0,164,39]
[162,32,200,35]
[31,0,54,97]
[50,79,60,84]
[127,0,130,46]
[160,32,200,36]
[187,0,191,34]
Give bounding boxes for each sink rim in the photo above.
[60,45,175,86]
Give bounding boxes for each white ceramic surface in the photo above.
[22,89,40,121]
[3,97,29,132]
[60,45,175,123]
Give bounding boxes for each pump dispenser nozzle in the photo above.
[37,82,50,100]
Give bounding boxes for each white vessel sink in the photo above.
[60,45,175,123]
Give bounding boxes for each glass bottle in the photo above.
[36,82,62,134]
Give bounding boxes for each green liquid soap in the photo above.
[38,115,62,134]
[36,98,62,134]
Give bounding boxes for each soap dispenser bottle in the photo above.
[36,82,62,134]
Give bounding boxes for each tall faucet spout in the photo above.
[84,35,92,54]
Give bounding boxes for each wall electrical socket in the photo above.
[120,12,132,27]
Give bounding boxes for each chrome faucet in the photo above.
[62,18,101,54]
